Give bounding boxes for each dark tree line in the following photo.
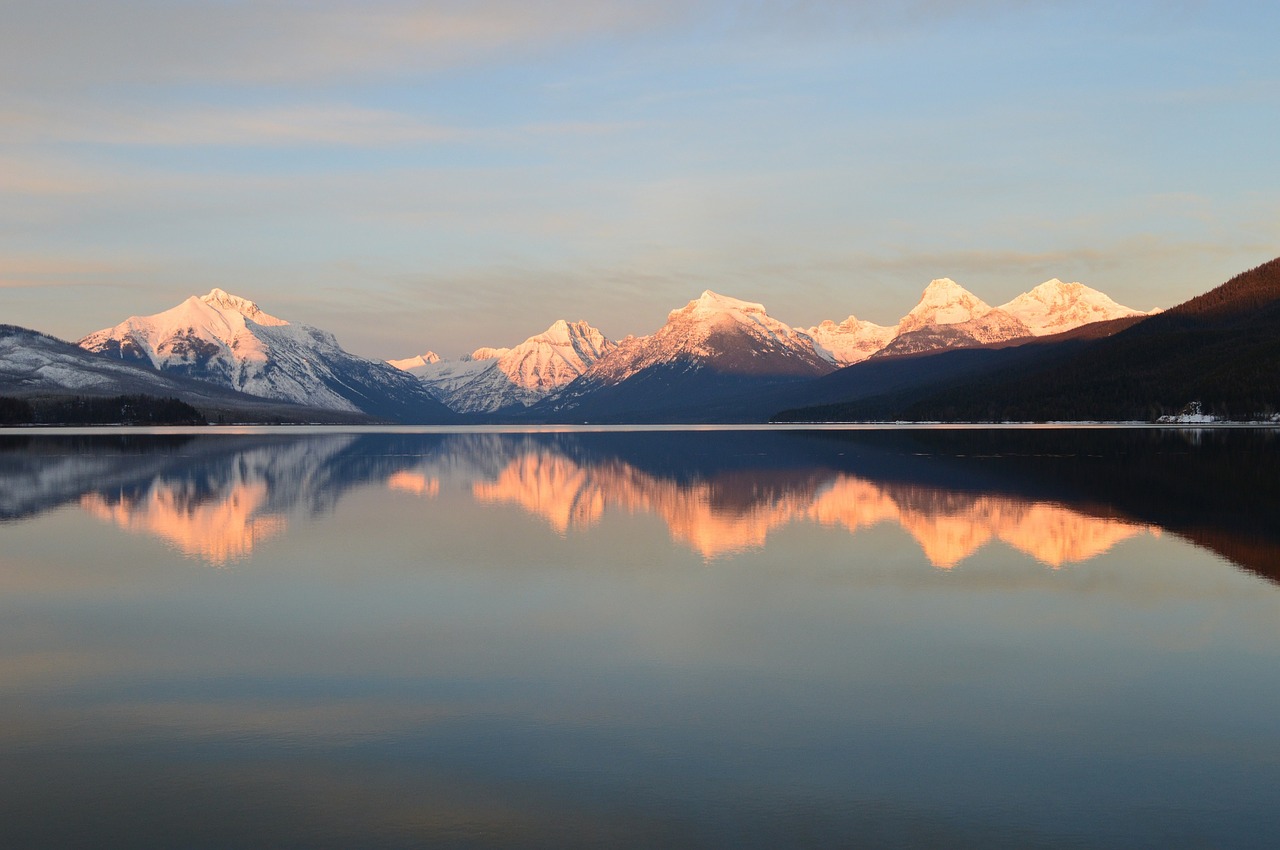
[0,395,206,425]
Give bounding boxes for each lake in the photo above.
[1,426,1277,848]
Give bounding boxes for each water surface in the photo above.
[1,427,1277,848]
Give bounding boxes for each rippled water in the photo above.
[1,426,1277,848]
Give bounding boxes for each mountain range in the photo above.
[2,258,1275,423]
[775,257,1280,423]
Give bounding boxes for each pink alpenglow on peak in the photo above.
[387,351,440,371]
[468,347,511,362]
[805,316,898,366]
[897,278,1003,334]
[393,319,617,413]
[79,289,448,418]
[198,288,288,326]
[576,290,833,385]
[873,277,1032,357]
[998,279,1157,336]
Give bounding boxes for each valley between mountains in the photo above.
[3,257,1278,424]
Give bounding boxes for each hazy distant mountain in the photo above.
[387,351,440,370]
[393,319,616,413]
[80,289,455,423]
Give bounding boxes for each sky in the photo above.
[2,0,1278,359]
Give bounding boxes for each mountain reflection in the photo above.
[470,448,1154,565]
[1,429,1274,577]
[80,483,286,566]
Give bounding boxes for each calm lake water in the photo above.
[1,426,1278,849]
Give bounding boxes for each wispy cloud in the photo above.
[2,100,646,149]
[0,255,150,289]
[0,155,114,196]
[4,104,465,148]
[0,1,687,92]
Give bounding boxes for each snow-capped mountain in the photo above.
[387,351,439,370]
[79,289,454,422]
[582,291,831,384]
[998,279,1159,336]
[0,324,363,422]
[394,320,616,413]
[805,316,898,365]
[540,291,835,421]
[874,278,1033,358]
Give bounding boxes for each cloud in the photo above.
[0,0,687,92]
[0,155,115,196]
[2,101,644,149]
[0,0,1061,96]
[0,255,150,288]
[4,104,465,148]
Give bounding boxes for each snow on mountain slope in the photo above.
[0,323,371,422]
[876,278,1032,357]
[998,279,1158,336]
[79,289,452,420]
[3,324,224,397]
[895,278,1027,339]
[395,320,616,413]
[387,351,439,370]
[805,316,898,365]
[579,291,832,385]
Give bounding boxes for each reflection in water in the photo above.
[2,428,1279,849]
[470,449,1155,566]
[0,429,1274,573]
[53,435,1154,568]
[80,483,286,566]
[14,429,1239,570]
[386,470,439,498]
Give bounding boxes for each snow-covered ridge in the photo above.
[387,351,439,371]
[79,289,448,419]
[72,278,1157,418]
[998,279,1158,336]
[805,316,898,366]
[577,289,832,386]
[393,279,1155,411]
[898,278,998,333]
[393,319,617,413]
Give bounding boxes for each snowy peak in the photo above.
[534,319,611,352]
[199,288,288,326]
[805,316,898,366]
[998,279,1154,336]
[468,347,510,362]
[874,277,1031,357]
[674,290,769,322]
[574,289,833,387]
[395,319,617,413]
[898,278,995,333]
[387,351,440,371]
[79,290,450,419]
[496,319,617,397]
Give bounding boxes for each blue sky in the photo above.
[2,0,1277,357]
